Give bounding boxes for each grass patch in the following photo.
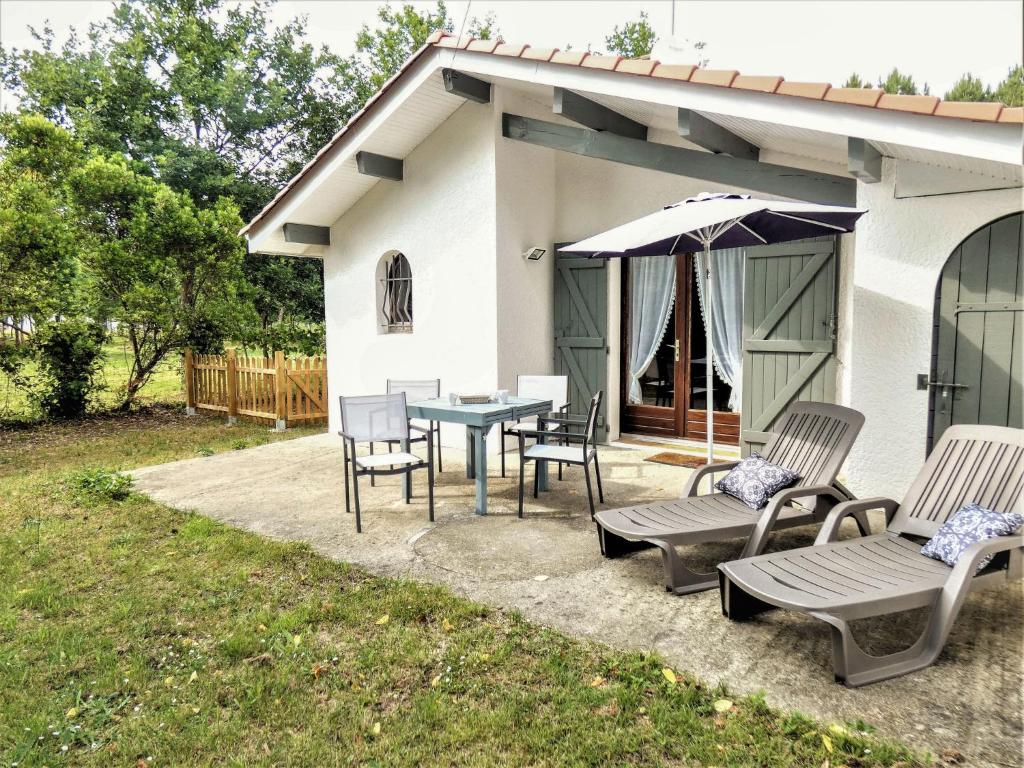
[0,409,931,766]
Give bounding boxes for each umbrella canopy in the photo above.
[560,193,867,462]
[559,193,866,258]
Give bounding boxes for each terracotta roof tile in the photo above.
[876,93,939,115]
[776,81,831,99]
[550,50,589,66]
[581,54,621,71]
[651,63,696,81]
[933,101,1004,121]
[731,75,783,93]
[494,43,528,57]
[465,38,500,53]
[425,29,446,45]
[997,107,1023,123]
[689,68,739,87]
[615,58,658,76]
[520,47,558,62]
[824,87,884,107]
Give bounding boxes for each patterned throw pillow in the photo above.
[920,503,1024,572]
[714,453,801,510]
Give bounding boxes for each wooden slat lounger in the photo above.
[596,402,866,594]
[719,424,1024,687]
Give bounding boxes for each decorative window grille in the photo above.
[380,252,413,332]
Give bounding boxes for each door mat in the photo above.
[643,452,708,469]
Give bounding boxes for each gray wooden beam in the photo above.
[283,223,330,246]
[553,87,648,141]
[356,151,403,181]
[677,108,759,161]
[442,68,491,104]
[847,137,882,183]
[502,113,856,206]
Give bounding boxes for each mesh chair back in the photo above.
[339,393,409,443]
[387,378,441,404]
[583,390,603,447]
[517,375,570,411]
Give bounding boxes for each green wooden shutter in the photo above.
[740,236,839,454]
[929,213,1023,452]
[554,252,608,440]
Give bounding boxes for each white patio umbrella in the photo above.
[560,193,867,461]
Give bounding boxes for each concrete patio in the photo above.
[133,434,1023,767]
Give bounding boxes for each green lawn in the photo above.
[0,407,930,767]
[0,338,183,422]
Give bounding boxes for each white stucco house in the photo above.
[241,31,1023,500]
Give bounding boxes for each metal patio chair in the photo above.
[517,391,604,519]
[339,392,434,533]
[500,374,571,478]
[382,378,444,477]
[719,424,1024,687]
[595,402,865,595]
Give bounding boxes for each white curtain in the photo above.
[694,248,745,412]
[628,255,676,405]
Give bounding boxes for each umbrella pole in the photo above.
[704,240,714,464]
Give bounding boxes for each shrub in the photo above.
[31,318,106,419]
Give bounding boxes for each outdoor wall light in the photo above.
[523,246,547,261]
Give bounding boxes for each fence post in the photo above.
[184,348,196,416]
[274,350,288,431]
[226,348,238,426]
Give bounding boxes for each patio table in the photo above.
[407,396,553,515]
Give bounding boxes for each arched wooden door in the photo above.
[928,213,1023,452]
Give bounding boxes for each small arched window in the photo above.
[377,251,413,333]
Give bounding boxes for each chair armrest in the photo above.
[539,414,587,427]
[408,423,434,436]
[515,428,585,444]
[681,461,741,497]
[741,484,850,558]
[558,402,572,414]
[337,430,357,441]
[815,497,899,545]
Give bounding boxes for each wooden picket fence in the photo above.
[184,348,327,428]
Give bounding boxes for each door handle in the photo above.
[669,339,680,363]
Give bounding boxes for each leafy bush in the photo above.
[30,318,106,419]
[64,468,133,504]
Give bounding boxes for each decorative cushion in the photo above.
[920,503,1024,572]
[714,453,801,510]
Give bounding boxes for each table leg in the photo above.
[472,425,488,515]
[537,427,549,492]
[466,429,475,479]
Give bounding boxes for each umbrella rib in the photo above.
[737,220,768,244]
[766,210,850,232]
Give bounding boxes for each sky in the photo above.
[1,0,1021,98]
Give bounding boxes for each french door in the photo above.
[620,253,740,443]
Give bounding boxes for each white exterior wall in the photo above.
[841,157,1023,498]
[493,91,557,392]
[323,101,498,446]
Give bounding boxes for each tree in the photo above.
[0,114,107,419]
[843,73,866,88]
[69,154,247,407]
[993,64,1023,106]
[944,73,992,102]
[0,0,351,218]
[877,68,926,95]
[605,12,658,58]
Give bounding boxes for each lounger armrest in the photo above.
[947,534,1024,587]
[681,461,741,497]
[741,484,849,558]
[815,497,900,545]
